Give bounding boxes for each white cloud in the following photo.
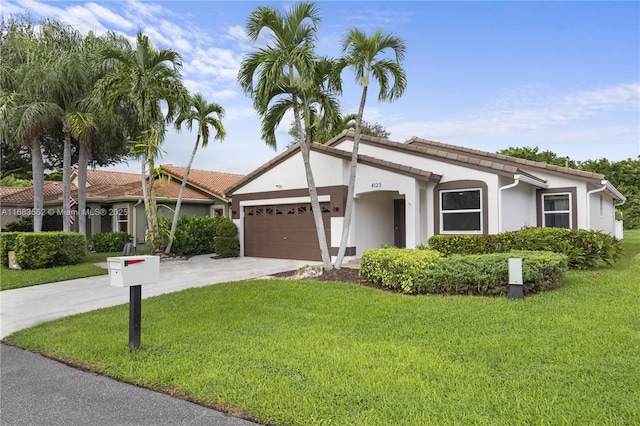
[390,82,640,142]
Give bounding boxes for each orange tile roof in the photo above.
[85,169,141,187]
[161,165,244,198]
[1,168,221,205]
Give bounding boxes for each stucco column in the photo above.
[405,184,420,248]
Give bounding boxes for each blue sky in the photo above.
[3,1,639,175]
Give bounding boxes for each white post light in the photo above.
[508,258,524,300]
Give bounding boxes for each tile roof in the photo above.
[0,181,67,204]
[405,136,606,183]
[1,168,225,206]
[161,165,244,198]
[84,169,141,187]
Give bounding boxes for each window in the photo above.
[440,189,482,233]
[542,193,571,228]
[113,204,129,233]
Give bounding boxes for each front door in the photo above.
[394,199,406,248]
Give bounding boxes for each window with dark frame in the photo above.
[440,189,482,233]
[542,193,571,228]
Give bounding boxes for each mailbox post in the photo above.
[107,255,160,350]
[508,258,524,300]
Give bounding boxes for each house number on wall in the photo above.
[371,182,382,188]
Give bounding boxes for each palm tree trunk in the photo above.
[148,155,160,251]
[31,138,45,232]
[334,85,368,268]
[140,154,151,235]
[62,128,72,232]
[77,139,89,239]
[165,135,200,254]
[294,96,332,270]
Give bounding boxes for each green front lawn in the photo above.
[4,231,639,425]
[0,252,119,291]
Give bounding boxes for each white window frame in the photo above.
[211,206,225,217]
[440,188,483,234]
[542,192,572,229]
[112,203,130,234]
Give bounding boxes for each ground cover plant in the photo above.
[0,252,118,291]
[3,231,639,425]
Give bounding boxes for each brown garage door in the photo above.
[244,203,331,261]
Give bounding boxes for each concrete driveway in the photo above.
[1,255,316,339]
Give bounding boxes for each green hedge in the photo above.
[428,227,622,269]
[5,232,87,269]
[0,232,21,266]
[417,251,568,296]
[213,220,240,258]
[360,247,442,293]
[88,232,132,253]
[162,215,229,256]
[359,247,568,296]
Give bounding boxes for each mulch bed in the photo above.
[270,267,403,293]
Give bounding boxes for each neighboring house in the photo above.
[226,131,626,261]
[0,167,243,248]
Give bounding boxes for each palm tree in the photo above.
[238,1,339,270]
[165,93,226,254]
[333,29,407,268]
[101,31,188,250]
[0,16,62,232]
[39,20,88,232]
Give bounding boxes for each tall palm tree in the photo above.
[165,93,226,254]
[101,31,188,250]
[39,20,88,232]
[333,29,407,268]
[0,16,61,232]
[238,1,339,270]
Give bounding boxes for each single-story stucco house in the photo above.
[1,166,243,248]
[225,131,626,262]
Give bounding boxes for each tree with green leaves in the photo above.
[238,1,340,270]
[498,146,577,168]
[0,15,61,231]
[333,28,407,268]
[165,93,226,254]
[101,31,189,250]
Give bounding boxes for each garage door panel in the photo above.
[244,202,330,261]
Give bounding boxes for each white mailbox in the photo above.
[107,255,160,287]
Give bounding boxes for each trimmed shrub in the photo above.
[427,227,622,269]
[14,232,86,269]
[213,219,239,258]
[163,215,228,256]
[0,232,21,266]
[417,251,568,296]
[359,247,442,293]
[4,216,33,232]
[88,232,132,253]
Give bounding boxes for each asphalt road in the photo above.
[0,343,259,426]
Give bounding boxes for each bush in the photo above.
[14,232,86,269]
[4,216,33,232]
[417,251,568,296]
[427,227,622,269]
[89,232,132,253]
[0,232,21,266]
[213,219,239,258]
[163,215,228,256]
[359,247,442,293]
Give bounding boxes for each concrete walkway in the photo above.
[1,255,315,339]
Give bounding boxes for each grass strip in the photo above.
[0,252,119,291]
